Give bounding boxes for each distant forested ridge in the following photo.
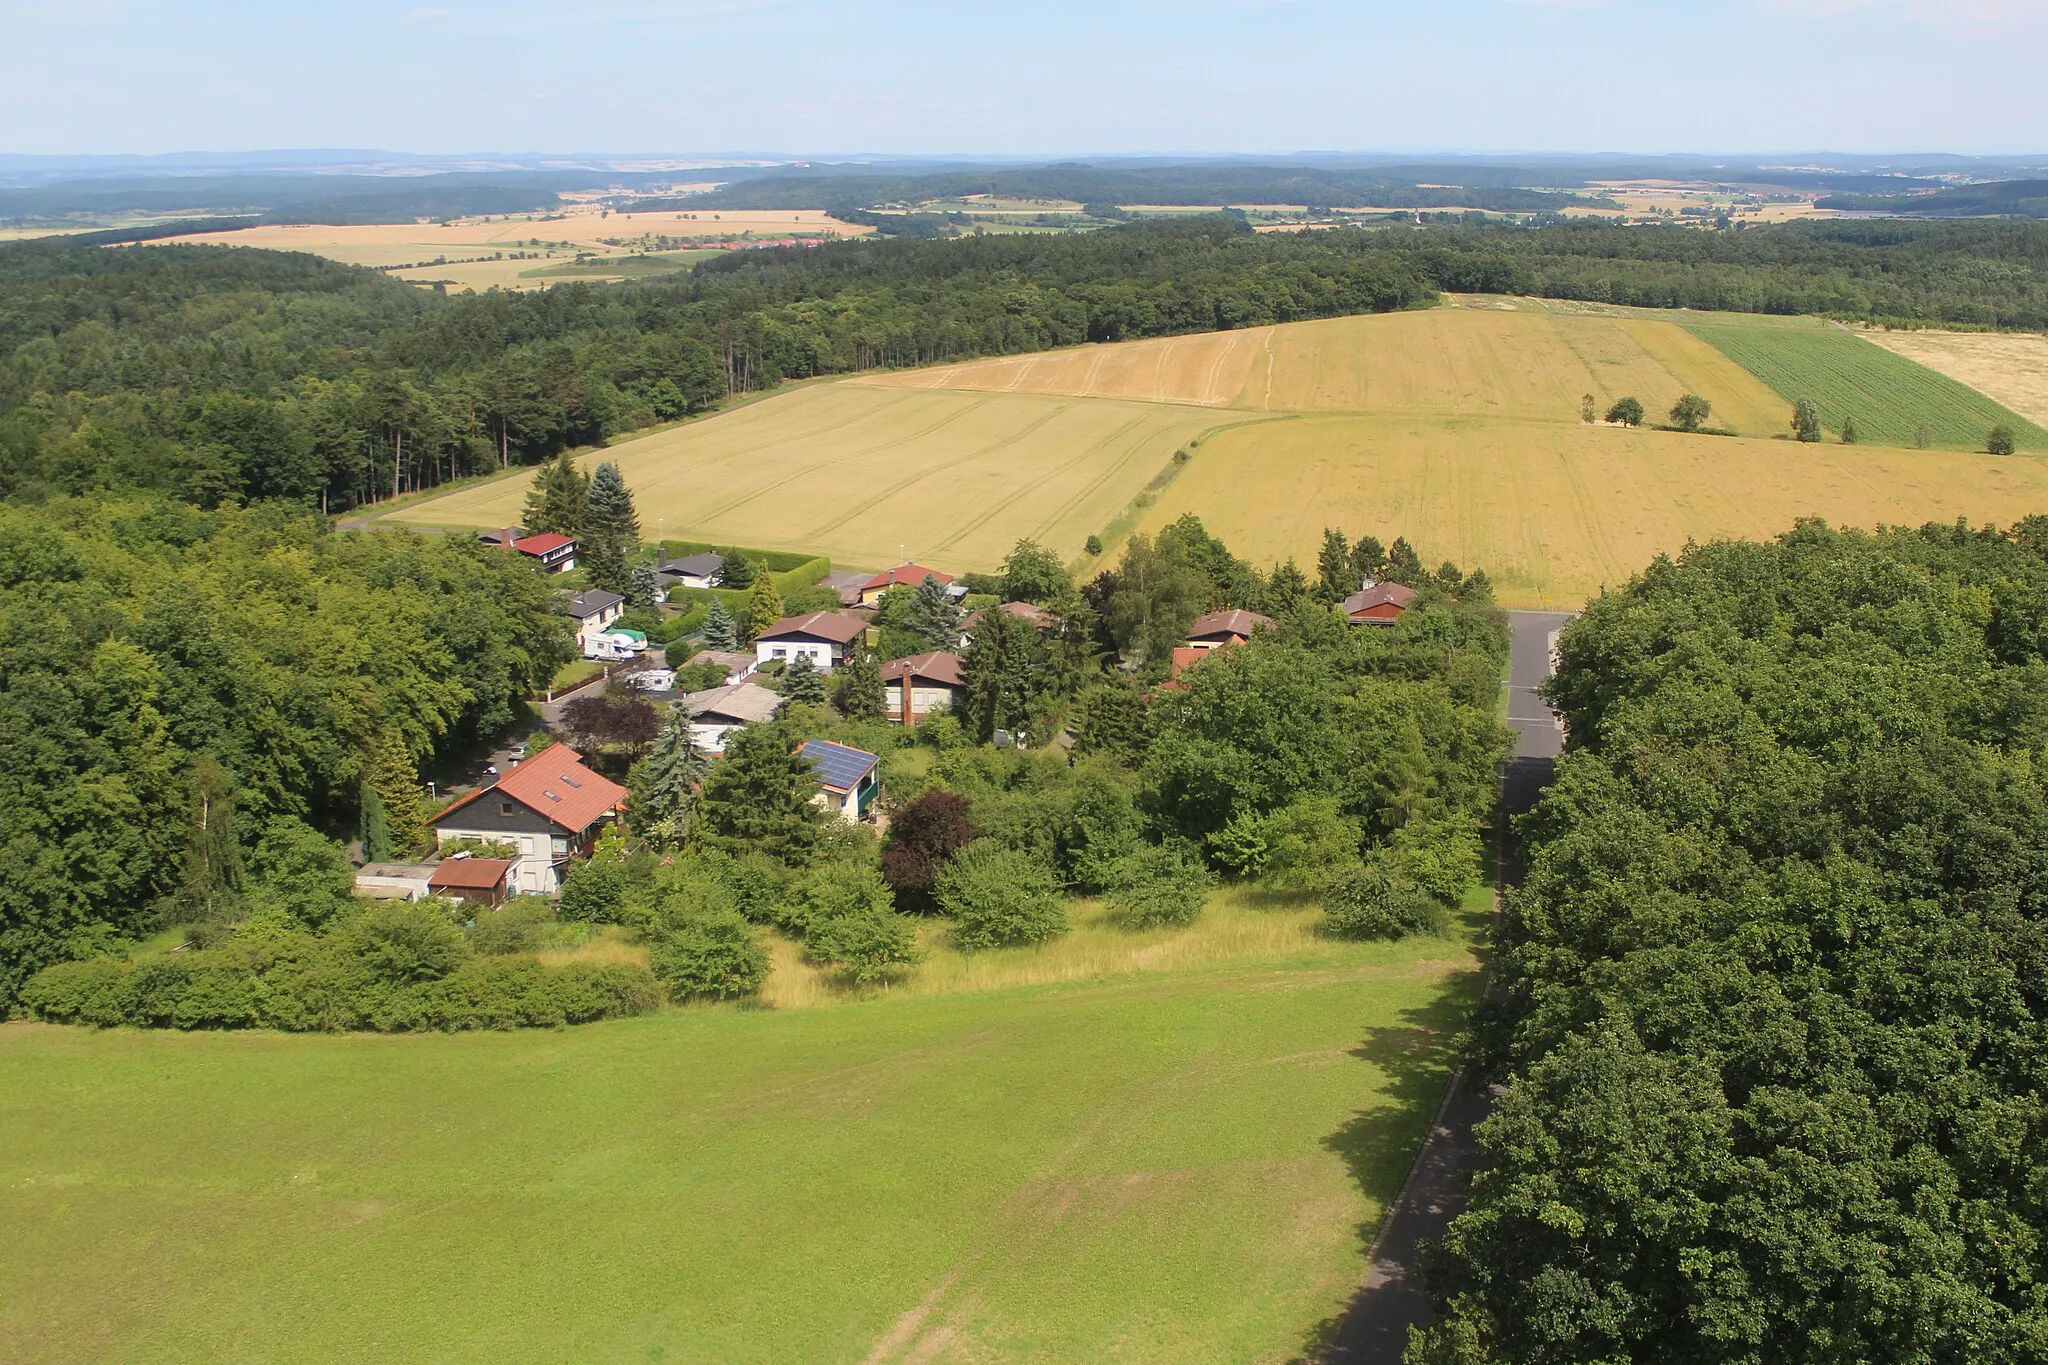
[651,163,1601,215]
[1414,518,2048,1361]
[4,215,2046,512]
[1816,178,2048,219]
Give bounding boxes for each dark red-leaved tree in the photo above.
[881,790,982,912]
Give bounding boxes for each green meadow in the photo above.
[1685,318,2048,449]
[0,904,1478,1364]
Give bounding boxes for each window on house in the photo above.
[500,801,515,816]
[773,648,787,658]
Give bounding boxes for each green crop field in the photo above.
[1685,320,2048,450]
[0,897,1478,1363]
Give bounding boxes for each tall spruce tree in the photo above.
[583,462,640,592]
[628,703,706,850]
[701,598,739,651]
[908,573,960,650]
[521,451,588,538]
[363,728,428,855]
[1315,527,1353,603]
[1350,535,1387,583]
[695,722,822,865]
[626,563,659,610]
[778,654,828,713]
[958,607,1042,743]
[745,569,784,643]
[836,647,886,721]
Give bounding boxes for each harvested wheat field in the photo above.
[855,328,1273,407]
[387,384,1256,572]
[1865,330,2048,430]
[1129,414,2048,607]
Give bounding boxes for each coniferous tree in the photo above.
[363,728,428,855]
[1350,535,1387,583]
[628,703,706,850]
[908,573,960,650]
[177,753,242,922]
[958,606,1043,743]
[521,451,588,538]
[694,722,822,865]
[1385,537,1426,586]
[359,782,392,864]
[714,550,755,588]
[1267,558,1310,613]
[626,562,659,611]
[745,568,784,643]
[1315,527,1353,603]
[835,647,886,721]
[778,654,828,712]
[701,598,739,651]
[580,462,639,593]
[1841,414,1861,445]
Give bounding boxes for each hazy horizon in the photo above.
[5,0,2044,159]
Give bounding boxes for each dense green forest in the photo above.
[1412,519,2048,1362]
[5,215,2046,513]
[0,497,573,1006]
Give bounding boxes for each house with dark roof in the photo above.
[427,856,515,907]
[822,568,871,607]
[684,681,782,753]
[754,612,867,672]
[655,552,725,590]
[1185,608,1275,651]
[563,589,626,654]
[882,651,965,726]
[856,563,953,606]
[476,526,526,547]
[1343,582,1419,626]
[800,739,880,823]
[431,746,627,897]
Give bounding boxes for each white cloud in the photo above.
[403,6,448,20]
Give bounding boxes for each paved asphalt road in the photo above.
[1326,609,1573,1362]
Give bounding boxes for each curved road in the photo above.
[1325,610,1572,1362]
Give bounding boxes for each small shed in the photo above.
[427,856,515,907]
[354,862,436,901]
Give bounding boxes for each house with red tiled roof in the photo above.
[1343,582,1419,626]
[431,746,626,897]
[510,531,578,573]
[856,563,953,606]
[427,856,515,908]
[754,612,868,673]
[882,651,965,726]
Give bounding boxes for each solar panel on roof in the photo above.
[800,739,877,792]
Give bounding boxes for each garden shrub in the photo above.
[807,907,923,984]
[938,841,1067,950]
[469,898,558,955]
[1108,843,1216,929]
[1321,867,1449,941]
[648,911,770,1001]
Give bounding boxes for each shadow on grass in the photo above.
[1289,963,1485,1364]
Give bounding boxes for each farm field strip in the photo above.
[1686,322,2048,449]
[854,326,1273,407]
[1130,413,2048,609]
[386,384,1242,572]
[1864,330,2048,430]
[0,928,1477,1363]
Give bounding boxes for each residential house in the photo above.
[680,649,756,685]
[476,526,526,548]
[822,568,871,607]
[509,531,578,573]
[1342,581,1419,626]
[563,589,626,653]
[754,612,867,673]
[431,746,628,897]
[801,739,880,823]
[427,856,515,908]
[1185,608,1276,651]
[882,651,965,725]
[857,562,953,606]
[655,551,725,590]
[959,601,1062,647]
[354,862,435,901]
[684,680,782,754]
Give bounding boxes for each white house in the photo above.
[655,551,725,590]
[882,651,965,726]
[563,589,626,653]
[430,746,628,897]
[683,681,782,754]
[753,612,867,673]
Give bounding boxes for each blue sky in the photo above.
[2,0,2043,156]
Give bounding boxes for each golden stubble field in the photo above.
[1865,330,2048,429]
[386,384,1258,573]
[173,207,871,291]
[385,300,2048,605]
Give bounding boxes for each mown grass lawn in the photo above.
[0,912,1478,1363]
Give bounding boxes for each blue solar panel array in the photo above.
[800,739,878,791]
